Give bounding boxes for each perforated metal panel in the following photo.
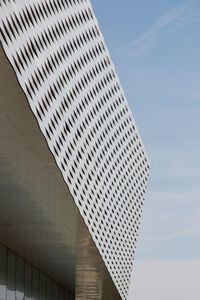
[0,1,149,298]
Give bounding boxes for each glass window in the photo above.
[0,244,72,300]
[7,250,16,300]
[39,273,46,300]
[25,263,32,300]
[69,294,75,300]
[46,278,53,300]
[58,286,65,300]
[0,244,7,300]
[16,256,24,300]
[53,282,58,300]
[32,268,39,300]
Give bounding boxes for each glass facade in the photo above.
[0,244,74,300]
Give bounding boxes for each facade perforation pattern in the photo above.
[0,1,150,299]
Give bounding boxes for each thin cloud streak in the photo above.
[123,0,200,58]
[166,227,200,239]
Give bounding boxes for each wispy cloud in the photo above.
[166,227,200,239]
[124,0,200,58]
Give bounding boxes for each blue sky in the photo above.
[92,1,200,299]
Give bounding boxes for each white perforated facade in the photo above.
[0,0,149,299]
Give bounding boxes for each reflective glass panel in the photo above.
[46,278,53,300]
[53,282,58,300]
[0,244,74,300]
[32,269,39,300]
[58,286,65,300]
[7,250,15,300]
[25,263,32,300]
[39,273,46,300]
[0,244,7,300]
[16,256,24,300]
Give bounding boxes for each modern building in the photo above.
[0,1,149,299]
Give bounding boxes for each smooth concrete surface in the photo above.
[0,47,121,300]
